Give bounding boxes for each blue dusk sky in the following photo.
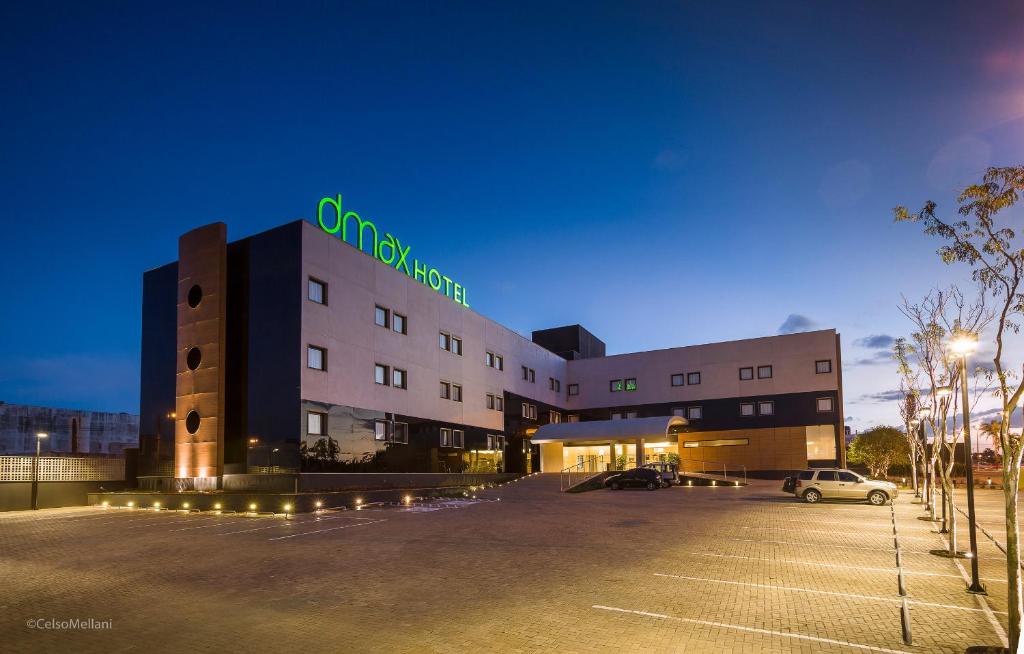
[1,1,1023,435]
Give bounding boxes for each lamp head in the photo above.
[949,333,978,356]
[35,432,47,439]
[935,386,953,398]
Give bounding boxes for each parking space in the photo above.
[0,477,1009,653]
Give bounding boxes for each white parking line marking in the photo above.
[738,526,937,542]
[592,605,913,654]
[269,518,387,540]
[693,552,1007,583]
[653,573,1006,615]
[937,531,1009,647]
[169,518,258,532]
[214,514,374,536]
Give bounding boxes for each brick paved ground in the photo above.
[0,477,1008,653]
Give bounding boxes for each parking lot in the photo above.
[0,476,1009,653]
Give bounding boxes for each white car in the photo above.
[787,468,897,506]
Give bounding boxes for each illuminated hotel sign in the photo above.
[317,194,469,308]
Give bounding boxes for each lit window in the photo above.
[440,381,451,399]
[683,438,749,448]
[452,384,463,402]
[308,345,326,371]
[308,278,326,304]
[550,411,561,424]
[307,411,325,435]
[375,363,389,385]
[451,337,463,356]
[740,403,755,417]
[393,422,409,444]
[625,411,638,419]
[375,306,389,328]
[817,397,834,412]
[568,383,579,396]
[567,415,579,423]
[439,332,451,351]
[816,360,832,374]
[757,365,773,379]
[687,406,702,420]
[374,420,389,441]
[687,372,701,385]
[453,429,464,448]
[392,313,407,335]
[392,368,407,389]
[671,374,684,387]
[758,401,774,416]
[440,428,452,447]
[610,379,623,392]
[625,378,637,392]
[739,367,753,380]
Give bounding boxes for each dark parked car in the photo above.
[642,462,680,487]
[605,467,662,491]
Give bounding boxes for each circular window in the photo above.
[185,410,201,434]
[187,285,203,308]
[186,347,202,371]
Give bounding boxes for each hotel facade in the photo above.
[139,210,845,488]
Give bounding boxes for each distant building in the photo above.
[0,402,138,455]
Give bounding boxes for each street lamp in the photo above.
[31,432,47,510]
[271,447,280,471]
[950,332,986,594]
[918,406,933,515]
[247,437,259,474]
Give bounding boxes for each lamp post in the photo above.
[918,406,933,515]
[910,418,921,502]
[31,432,47,510]
[950,333,985,594]
[271,447,279,472]
[935,385,953,534]
[247,437,259,474]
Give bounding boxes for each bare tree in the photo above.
[893,339,921,496]
[895,165,1024,648]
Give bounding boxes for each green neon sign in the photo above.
[316,194,470,308]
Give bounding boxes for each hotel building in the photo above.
[139,214,844,488]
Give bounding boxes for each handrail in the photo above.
[560,455,606,491]
[677,458,747,485]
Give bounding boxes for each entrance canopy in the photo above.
[531,415,687,446]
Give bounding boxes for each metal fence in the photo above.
[0,456,125,482]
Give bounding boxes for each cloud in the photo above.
[778,314,818,335]
[855,334,894,350]
[849,350,893,366]
[857,389,906,403]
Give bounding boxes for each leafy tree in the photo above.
[981,419,1003,463]
[846,427,909,479]
[896,165,1024,649]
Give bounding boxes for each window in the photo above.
[550,411,561,424]
[568,383,579,396]
[816,359,832,374]
[567,415,579,423]
[529,369,535,383]
[610,412,622,420]
[495,396,504,411]
[683,438,749,448]
[375,363,389,385]
[610,379,623,392]
[522,366,529,380]
[757,365,773,379]
[672,408,685,418]
[758,401,774,416]
[308,278,326,304]
[837,471,860,482]
[392,368,407,389]
[817,471,838,481]
[451,384,463,402]
[554,380,561,392]
[451,336,463,356]
[392,313,407,335]
[439,332,451,351]
[495,355,503,370]
[739,367,753,380]
[440,428,453,447]
[740,402,755,417]
[307,411,326,435]
[393,422,409,444]
[687,406,703,420]
[375,306,390,328]
[375,420,389,441]
[521,403,537,420]
[486,434,495,450]
[816,397,834,412]
[687,372,701,385]
[308,345,326,371]
[549,377,555,390]
[486,352,494,367]
[626,411,638,419]
[797,470,815,481]
[486,393,495,409]
[625,378,637,391]
[453,430,464,448]
[671,374,684,387]
[440,381,451,399]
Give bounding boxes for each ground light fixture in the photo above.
[127,501,134,508]
[101,501,109,508]
[153,502,161,510]
[249,503,257,512]
[182,502,190,510]
[283,504,292,515]
[315,500,323,509]
[213,502,222,511]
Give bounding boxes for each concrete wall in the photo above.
[0,402,138,455]
[0,481,130,511]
